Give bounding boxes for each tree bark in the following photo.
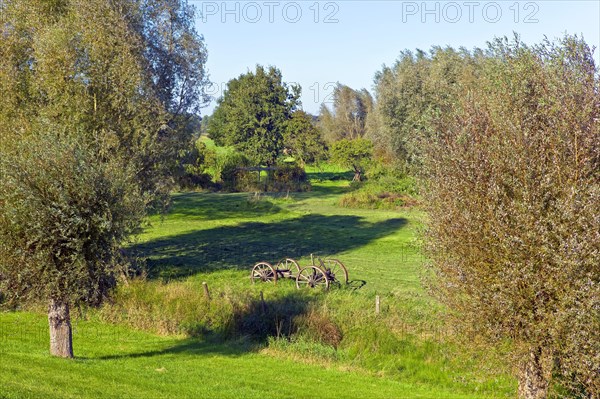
[48,299,74,358]
[518,348,548,399]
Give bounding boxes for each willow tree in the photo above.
[318,84,373,143]
[0,0,208,357]
[369,47,479,170]
[424,35,599,399]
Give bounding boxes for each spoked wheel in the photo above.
[275,258,300,279]
[251,262,277,284]
[296,265,330,290]
[319,258,349,286]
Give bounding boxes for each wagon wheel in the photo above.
[319,258,349,285]
[296,265,329,290]
[251,262,277,284]
[275,258,300,278]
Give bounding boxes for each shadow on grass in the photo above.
[307,170,354,182]
[91,339,247,360]
[161,192,283,220]
[94,292,314,359]
[132,214,407,279]
[306,183,355,198]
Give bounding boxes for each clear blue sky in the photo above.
[193,0,600,115]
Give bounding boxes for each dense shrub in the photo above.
[338,164,419,209]
[217,152,251,191]
[220,161,310,193]
[270,164,310,192]
[329,138,373,182]
[424,36,599,398]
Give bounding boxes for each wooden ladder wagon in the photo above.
[250,254,349,290]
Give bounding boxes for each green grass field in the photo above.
[0,168,515,398]
[0,312,499,399]
[137,172,425,294]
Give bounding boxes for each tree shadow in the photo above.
[132,214,407,279]
[88,339,247,361]
[158,192,283,221]
[92,291,314,360]
[304,183,355,198]
[306,170,354,182]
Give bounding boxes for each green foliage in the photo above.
[424,35,600,398]
[174,136,209,190]
[208,65,300,166]
[318,84,374,143]
[0,133,146,307]
[283,110,327,166]
[329,138,374,181]
[0,0,208,356]
[0,0,209,197]
[184,140,310,193]
[216,152,251,191]
[270,163,310,192]
[369,46,479,171]
[338,173,419,210]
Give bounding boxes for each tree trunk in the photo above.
[518,348,548,399]
[353,169,362,182]
[48,299,73,358]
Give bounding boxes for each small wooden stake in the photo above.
[310,253,314,265]
[202,282,211,300]
[375,295,381,314]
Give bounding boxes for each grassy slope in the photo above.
[0,167,514,398]
[1,313,484,399]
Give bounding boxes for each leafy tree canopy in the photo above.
[329,138,374,182]
[0,0,209,358]
[283,110,326,166]
[318,84,373,143]
[369,46,479,171]
[208,65,300,166]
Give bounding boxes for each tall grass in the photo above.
[93,274,513,397]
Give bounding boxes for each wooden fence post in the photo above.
[375,295,380,314]
[202,282,211,300]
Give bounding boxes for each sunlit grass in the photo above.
[0,312,511,399]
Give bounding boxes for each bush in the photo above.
[218,158,310,193]
[338,164,419,209]
[423,36,600,397]
[175,141,220,190]
[269,164,310,192]
[217,152,251,191]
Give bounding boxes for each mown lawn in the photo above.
[136,179,425,295]
[1,312,491,399]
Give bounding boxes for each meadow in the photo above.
[0,168,515,398]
